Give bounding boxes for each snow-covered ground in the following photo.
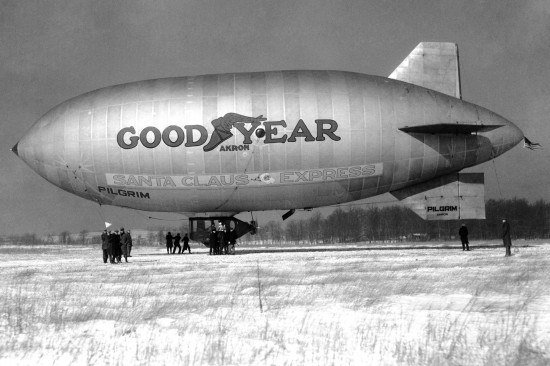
[1,241,549,365]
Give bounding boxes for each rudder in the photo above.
[389,42,462,99]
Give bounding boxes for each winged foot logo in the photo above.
[117,113,341,152]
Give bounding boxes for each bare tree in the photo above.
[59,231,70,244]
[79,230,89,244]
[157,230,165,245]
[147,231,156,245]
[285,221,301,244]
[306,212,323,244]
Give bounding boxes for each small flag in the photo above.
[105,222,112,228]
[523,137,542,150]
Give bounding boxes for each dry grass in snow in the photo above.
[0,241,549,365]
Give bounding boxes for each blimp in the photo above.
[13,42,526,242]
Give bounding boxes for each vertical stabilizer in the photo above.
[389,42,462,99]
[391,173,485,220]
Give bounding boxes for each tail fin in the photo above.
[391,173,485,220]
[389,42,462,99]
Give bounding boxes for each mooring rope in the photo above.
[492,159,504,199]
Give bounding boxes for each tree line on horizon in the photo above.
[3,198,549,245]
[240,198,550,244]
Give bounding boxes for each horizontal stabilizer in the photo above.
[391,173,485,220]
[390,42,461,99]
[399,123,503,135]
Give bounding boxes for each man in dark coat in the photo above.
[228,228,237,255]
[183,233,191,254]
[217,223,226,255]
[107,230,118,264]
[120,228,131,262]
[224,226,231,255]
[113,230,122,263]
[173,233,182,254]
[127,230,133,257]
[502,219,512,256]
[165,232,173,254]
[209,226,217,255]
[101,229,109,263]
[458,224,470,251]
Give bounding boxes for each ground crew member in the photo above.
[183,233,191,254]
[101,229,109,263]
[173,233,182,254]
[166,232,173,254]
[127,230,133,257]
[120,227,131,262]
[224,226,231,255]
[113,230,122,263]
[229,227,237,255]
[209,226,217,255]
[459,224,470,251]
[107,230,117,264]
[217,222,226,255]
[503,219,512,256]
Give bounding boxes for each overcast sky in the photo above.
[1,0,549,235]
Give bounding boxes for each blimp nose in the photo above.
[12,115,56,179]
[477,108,524,158]
[12,131,35,172]
[494,117,523,157]
[11,142,18,157]
[503,120,523,146]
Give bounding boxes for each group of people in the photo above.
[164,223,239,255]
[100,224,239,261]
[165,232,191,254]
[101,228,132,264]
[458,218,513,256]
[209,222,237,255]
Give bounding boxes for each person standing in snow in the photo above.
[182,233,191,254]
[502,219,512,257]
[173,233,182,254]
[458,224,470,251]
[165,232,173,254]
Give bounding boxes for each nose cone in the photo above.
[14,99,96,201]
[13,121,44,176]
[478,108,524,158]
[13,102,72,186]
[502,120,524,150]
[11,143,18,156]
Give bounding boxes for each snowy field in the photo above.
[1,241,549,365]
